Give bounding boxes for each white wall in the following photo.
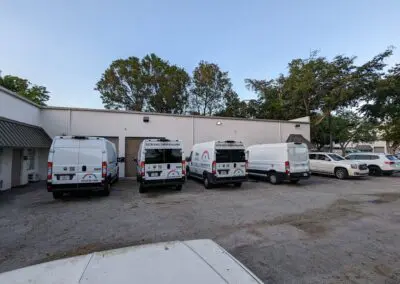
[0,148,12,191]
[41,108,310,177]
[0,87,41,126]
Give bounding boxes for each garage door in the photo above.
[103,137,119,154]
[125,138,144,177]
[374,146,385,153]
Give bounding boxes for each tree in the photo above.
[361,63,400,153]
[96,56,146,111]
[190,61,232,115]
[141,54,190,114]
[332,112,377,156]
[96,54,190,113]
[245,77,289,120]
[0,75,50,105]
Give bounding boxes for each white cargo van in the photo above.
[246,142,310,184]
[47,136,119,199]
[136,139,185,193]
[187,140,248,189]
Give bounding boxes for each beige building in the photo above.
[0,86,310,190]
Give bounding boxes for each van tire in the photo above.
[175,185,182,191]
[234,182,242,187]
[52,192,63,199]
[335,167,348,180]
[204,176,212,189]
[186,168,190,178]
[269,172,281,185]
[102,182,111,196]
[139,182,146,193]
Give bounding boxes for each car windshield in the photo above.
[328,154,345,161]
[145,149,181,164]
[216,149,246,163]
[386,155,399,161]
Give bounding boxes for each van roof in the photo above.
[54,136,107,141]
[247,142,305,149]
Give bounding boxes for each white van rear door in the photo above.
[76,139,104,184]
[144,148,183,180]
[288,144,309,173]
[52,139,80,184]
[215,148,246,177]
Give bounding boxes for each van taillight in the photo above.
[212,161,216,174]
[102,162,107,178]
[285,161,290,174]
[140,161,145,176]
[182,160,186,175]
[47,162,53,180]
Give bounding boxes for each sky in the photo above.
[1,0,400,109]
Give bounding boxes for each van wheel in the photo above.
[186,168,190,178]
[175,185,182,191]
[269,172,280,185]
[335,168,348,180]
[102,182,111,196]
[204,176,212,189]
[52,192,63,199]
[139,182,146,193]
[234,182,242,188]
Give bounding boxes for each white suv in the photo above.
[309,152,369,179]
[345,153,400,176]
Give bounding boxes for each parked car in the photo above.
[187,140,247,189]
[47,136,119,199]
[136,138,185,193]
[0,239,263,284]
[246,142,310,184]
[345,152,400,176]
[309,152,369,179]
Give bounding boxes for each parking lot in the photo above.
[1,175,400,283]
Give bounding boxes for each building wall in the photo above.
[41,108,310,177]
[0,87,41,126]
[0,148,12,191]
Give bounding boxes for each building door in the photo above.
[11,149,22,187]
[125,138,145,177]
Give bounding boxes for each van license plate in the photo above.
[60,175,70,181]
[220,171,228,175]
[150,173,158,177]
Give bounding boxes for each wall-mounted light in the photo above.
[295,124,300,128]
[216,121,222,126]
[143,116,150,123]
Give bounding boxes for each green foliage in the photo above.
[361,63,400,152]
[96,54,190,113]
[190,61,232,115]
[0,75,50,105]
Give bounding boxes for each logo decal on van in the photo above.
[81,174,98,182]
[233,169,244,176]
[201,150,210,161]
[167,169,180,177]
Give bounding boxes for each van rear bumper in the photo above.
[47,182,104,192]
[210,174,248,184]
[283,171,311,180]
[141,177,185,187]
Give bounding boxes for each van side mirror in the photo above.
[117,157,125,163]
[133,158,138,164]
[186,157,191,162]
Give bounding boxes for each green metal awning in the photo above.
[0,117,52,148]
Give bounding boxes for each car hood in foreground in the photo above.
[0,239,263,284]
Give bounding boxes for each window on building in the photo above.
[27,149,35,170]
